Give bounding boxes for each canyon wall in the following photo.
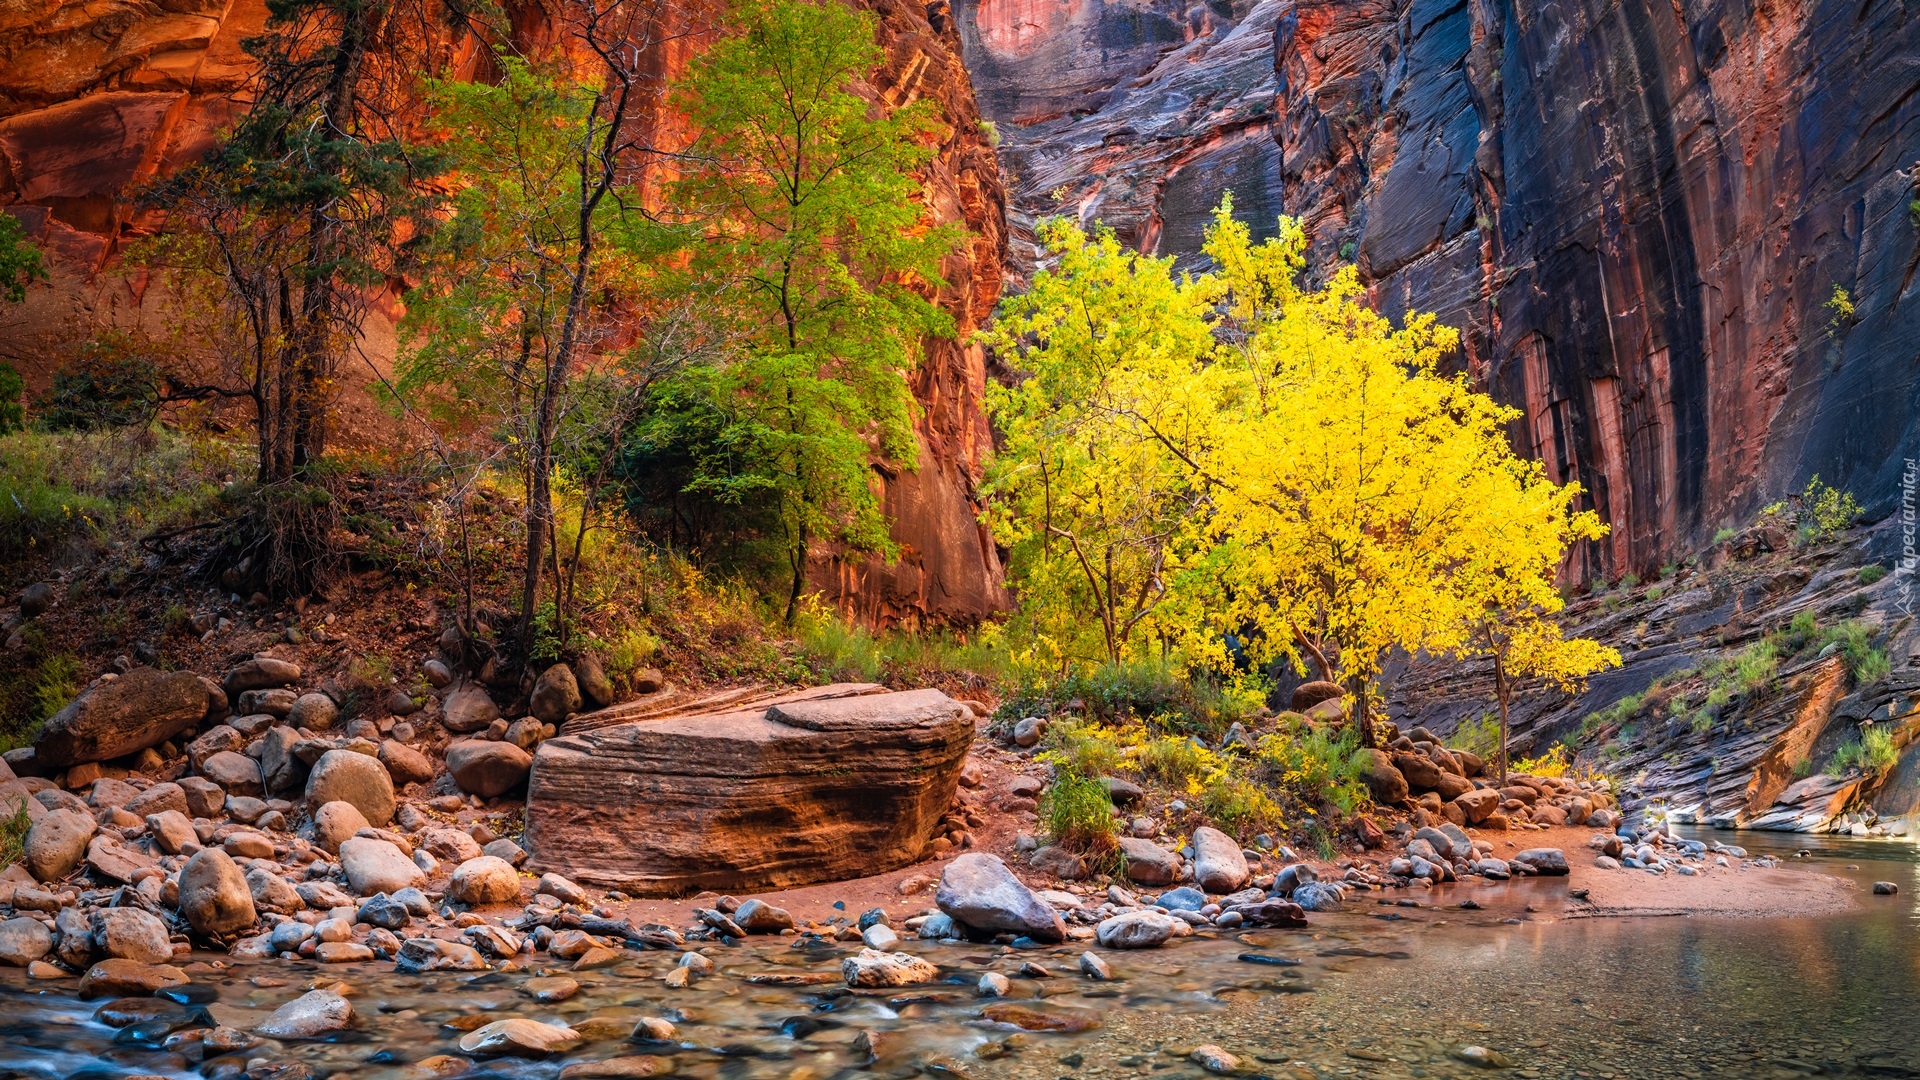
[0,0,1008,625]
[958,0,1920,577]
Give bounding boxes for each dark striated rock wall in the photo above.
[957,0,1920,576]
[954,0,1289,279]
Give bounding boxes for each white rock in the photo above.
[338,837,425,896]
[256,989,353,1038]
[458,1018,581,1057]
[841,947,938,987]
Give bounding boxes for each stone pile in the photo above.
[1357,727,1620,831]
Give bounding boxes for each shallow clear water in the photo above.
[4,831,1918,1080]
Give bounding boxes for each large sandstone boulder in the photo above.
[0,916,53,966]
[449,856,521,905]
[1118,837,1178,886]
[935,852,1066,943]
[524,686,972,895]
[259,726,306,796]
[1289,681,1345,712]
[442,684,501,734]
[305,749,395,826]
[1360,749,1409,804]
[313,800,370,855]
[200,750,263,796]
[33,668,208,768]
[91,908,172,964]
[123,782,186,818]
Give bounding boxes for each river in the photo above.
[3,830,1915,1080]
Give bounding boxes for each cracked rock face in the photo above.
[523,685,974,895]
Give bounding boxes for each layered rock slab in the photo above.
[524,685,972,894]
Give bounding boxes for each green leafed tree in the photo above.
[0,213,47,305]
[661,0,964,623]
[398,50,707,649]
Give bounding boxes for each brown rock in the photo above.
[1289,681,1345,712]
[446,740,533,799]
[123,782,187,819]
[1453,787,1500,824]
[33,669,209,769]
[378,740,434,785]
[524,686,972,895]
[222,657,301,698]
[1359,749,1409,805]
[79,958,188,997]
[573,655,614,709]
[1392,752,1445,792]
[84,833,156,883]
[304,749,396,826]
[178,776,225,817]
[199,751,262,796]
[530,664,582,725]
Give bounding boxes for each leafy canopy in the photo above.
[651,0,963,617]
[984,197,1613,741]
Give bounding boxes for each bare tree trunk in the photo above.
[1493,646,1511,784]
[784,515,809,626]
[290,0,380,476]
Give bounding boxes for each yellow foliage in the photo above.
[984,196,1614,743]
[1512,744,1573,778]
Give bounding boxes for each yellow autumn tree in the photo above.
[985,197,1614,748]
[980,219,1218,668]
[1450,490,1621,780]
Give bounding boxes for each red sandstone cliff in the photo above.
[0,0,1009,625]
[956,0,1920,577]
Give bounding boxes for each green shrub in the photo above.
[1255,721,1370,816]
[1858,564,1888,585]
[603,625,662,675]
[1044,718,1125,777]
[39,333,163,431]
[1136,733,1213,786]
[791,605,883,682]
[1039,767,1119,856]
[1645,584,1665,602]
[1816,620,1890,684]
[0,362,22,434]
[0,797,29,872]
[1620,573,1640,590]
[1447,714,1501,760]
[1199,771,1285,836]
[1584,691,1645,735]
[1713,526,1738,545]
[1828,726,1898,776]
[995,657,1256,741]
[0,427,240,550]
[33,654,81,722]
[1788,475,1861,541]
